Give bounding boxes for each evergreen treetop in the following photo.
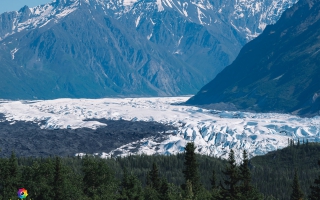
[183,143,201,195]
[221,149,240,199]
[290,169,304,200]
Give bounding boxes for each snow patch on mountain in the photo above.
[135,15,141,27]
[122,0,139,7]
[0,97,319,161]
[55,6,78,18]
[10,48,19,59]
[232,0,298,40]
[156,0,165,11]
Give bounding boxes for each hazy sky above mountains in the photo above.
[0,0,51,14]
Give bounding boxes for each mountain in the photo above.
[0,0,297,99]
[186,0,320,117]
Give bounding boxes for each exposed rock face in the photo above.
[187,0,320,117]
[0,0,297,99]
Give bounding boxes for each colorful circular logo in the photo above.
[17,188,28,199]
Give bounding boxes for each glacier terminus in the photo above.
[0,97,319,161]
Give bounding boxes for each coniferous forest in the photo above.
[1,142,320,200]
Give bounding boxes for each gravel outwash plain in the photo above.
[0,114,176,157]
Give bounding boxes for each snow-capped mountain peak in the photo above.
[0,0,298,42]
[111,0,298,43]
[0,0,299,98]
[0,0,80,41]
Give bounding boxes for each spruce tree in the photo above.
[290,139,294,146]
[182,143,201,195]
[290,169,304,200]
[145,163,163,200]
[82,156,99,198]
[240,150,251,191]
[82,156,118,199]
[238,150,262,200]
[149,163,161,191]
[309,161,320,200]
[144,163,161,200]
[31,158,55,200]
[146,170,151,187]
[159,178,170,200]
[20,164,36,199]
[119,168,144,200]
[220,149,240,200]
[184,180,194,200]
[143,186,160,200]
[160,179,182,200]
[2,152,21,199]
[54,157,83,200]
[211,169,217,190]
[53,157,65,200]
[210,169,221,200]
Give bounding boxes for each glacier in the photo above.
[0,97,319,161]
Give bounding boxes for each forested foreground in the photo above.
[1,142,320,200]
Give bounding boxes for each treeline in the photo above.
[250,141,320,199]
[0,142,320,199]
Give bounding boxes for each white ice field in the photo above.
[0,96,319,161]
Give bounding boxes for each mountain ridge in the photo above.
[186,0,320,117]
[0,0,297,99]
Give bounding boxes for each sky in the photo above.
[0,0,52,14]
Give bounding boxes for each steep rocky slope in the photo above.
[187,0,320,117]
[0,0,297,98]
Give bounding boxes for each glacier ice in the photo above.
[0,97,319,162]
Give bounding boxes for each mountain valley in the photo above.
[0,0,297,98]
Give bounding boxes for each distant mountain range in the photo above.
[0,0,296,99]
[187,0,320,117]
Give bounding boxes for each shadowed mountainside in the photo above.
[187,0,320,117]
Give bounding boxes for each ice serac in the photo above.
[0,97,319,162]
[0,0,297,99]
[186,0,320,117]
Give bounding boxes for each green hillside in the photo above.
[1,142,320,199]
